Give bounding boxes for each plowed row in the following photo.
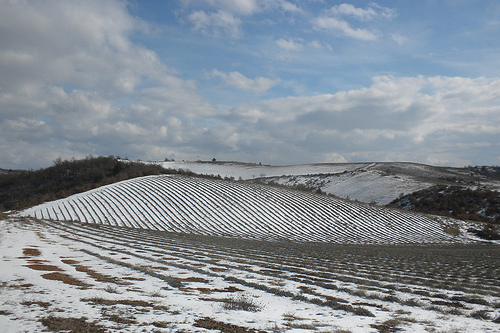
[21,175,471,244]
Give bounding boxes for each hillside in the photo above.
[18,174,485,244]
[160,160,500,222]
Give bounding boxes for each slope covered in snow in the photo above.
[158,161,499,205]
[19,174,481,244]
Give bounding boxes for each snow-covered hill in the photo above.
[157,160,498,205]
[19,174,482,244]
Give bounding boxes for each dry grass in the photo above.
[209,266,229,272]
[196,285,244,294]
[201,292,264,312]
[81,297,170,311]
[75,264,125,284]
[370,317,417,333]
[194,317,266,333]
[61,258,128,285]
[21,300,51,308]
[41,272,91,287]
[39,316,105,333]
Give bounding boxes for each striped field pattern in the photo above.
[20,175,475,244]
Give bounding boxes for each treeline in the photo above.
[467,165,500,180]
[388,185,500,224]
[0,156,184,211]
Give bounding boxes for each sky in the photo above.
[1,0,500,170]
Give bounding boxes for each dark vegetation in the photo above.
[389,184,500,240]
[466,165,500,180]
[0,156,185,211]
[388,185,500,224]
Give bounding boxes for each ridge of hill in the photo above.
[160,160,500,203]
[0,156,184,211]
[159,160,500,224]
[18,174,486,244]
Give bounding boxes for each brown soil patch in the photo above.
[209,266,229,272]
[61,259,79,265]
[122,276,146,281]
[41,272,90,287]
[74,265,124,284]
[36,232,47,240]
[22,248,41,256]
[26,259,48,264]
[179,277,210,283]
[24,264,63,271]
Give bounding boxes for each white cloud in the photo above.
[180,0,259,15]
[312,3,396,41]
[210,69,281,93]
[312,17,379,41]
[328,3,396,21]
[219,75,500,166]
[329,3,377,21]
[391,33,409,45]
[181,0,302,15]
[275,37,305,51]
[187,10,242,39]
[0,0,215,169]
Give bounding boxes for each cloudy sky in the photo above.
[1,0,500,169]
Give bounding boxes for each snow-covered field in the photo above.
[18,174,481,244]
[1,217,499,332]
[3,163,500,331]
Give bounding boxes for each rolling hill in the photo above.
[19,174,482,244]
[159,160,500,205]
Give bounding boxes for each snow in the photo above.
[1,217,499,332]
[157,160,499,205]
[17,174,484,244]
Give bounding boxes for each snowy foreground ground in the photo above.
[1,217,499,332]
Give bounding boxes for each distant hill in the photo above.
[158,160,500,225]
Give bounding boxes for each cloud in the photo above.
[0,0,215,168]
[180,0,260,16]
[181,0,303,39]
[328,3,396,21]
[329,3,378,21]
[209,70,281,94]
[217,75,500,166]
[312,17,379,41]
[275,37,305,51]
[187,10,242,39]
[391,33,409,45]
[1,1,499,169]
[180,0,302,15]
[312,3,396,41]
